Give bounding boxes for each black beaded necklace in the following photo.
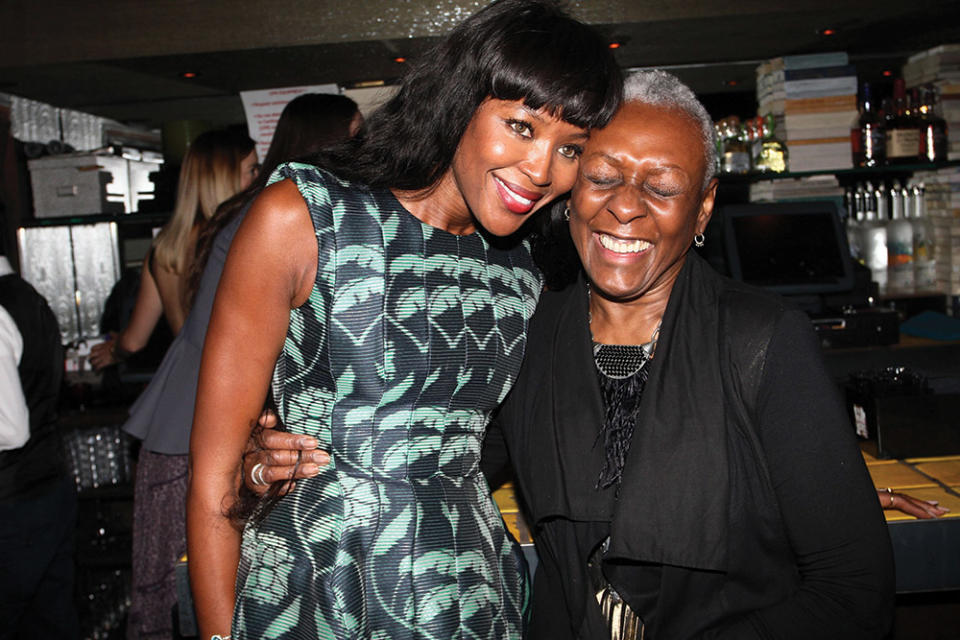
[588,283,662,489]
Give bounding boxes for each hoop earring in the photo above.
[563,204,570,222]
[694,233,705,248]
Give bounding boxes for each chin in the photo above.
[477,214,530,238]
[587,274,648,302]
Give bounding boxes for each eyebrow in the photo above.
[520,105,589,140]
[593,153,686,172]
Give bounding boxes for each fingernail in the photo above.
[299,437,319,448]
[302,464,321,477]
[311,451,329,464]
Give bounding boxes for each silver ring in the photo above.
[251,462,268,486]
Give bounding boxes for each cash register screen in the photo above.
[722,201,854,295]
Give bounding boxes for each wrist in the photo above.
[110,342,132,362]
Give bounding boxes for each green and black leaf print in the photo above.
[233,163,540,639]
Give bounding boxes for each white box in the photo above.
[28,153,129,217]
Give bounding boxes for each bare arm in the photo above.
[151,261,188,334]
[877,488,948,519]
[89,255,163,369]
[186,179,317,639]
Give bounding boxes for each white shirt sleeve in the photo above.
[0,305,29,451]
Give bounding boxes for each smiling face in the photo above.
[569,100,717,304]
[446,98,589,237]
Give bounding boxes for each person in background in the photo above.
[121,94,360,640]
[0,240,74,639]
[186,1,621,638]
[89,128,257,370]
[187,93,362,302]
[86,128,255,640]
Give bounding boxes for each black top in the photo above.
[0,273,64,502]
[492,253,894,639]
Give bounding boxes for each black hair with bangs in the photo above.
[316,0,622,191]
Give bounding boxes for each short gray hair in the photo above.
[623,70,717,190]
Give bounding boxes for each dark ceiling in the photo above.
[2,0,960,129]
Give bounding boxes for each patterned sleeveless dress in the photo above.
[233,163,541,639]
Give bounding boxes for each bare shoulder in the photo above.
[229,179,317,306]
[242,179,311,236]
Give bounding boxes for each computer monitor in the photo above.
[722,200,855,296]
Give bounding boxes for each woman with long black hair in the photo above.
[186,2,622,639]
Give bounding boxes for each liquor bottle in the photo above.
[918,86,948,163]
[885,79,921,164]
[851,82,885,167]
[860,186,888,292]
[886,181,915,293]
[719,117,751,174]
[873,182,887,225]
[910,183,937,290]
[846,202,863,264]
[861,210,888,292]
[753,114,788,173]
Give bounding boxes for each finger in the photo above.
[898,496,943,520]
[263,449,307,466]
[257,408,280,429]
[262,463,320,485]
[258,448,329,468]
[259,428,318,451]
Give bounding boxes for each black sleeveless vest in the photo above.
[0,273,64,501]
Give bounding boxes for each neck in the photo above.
[391,170,475,235]
[588,264,684,345]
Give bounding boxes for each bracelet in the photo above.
[885,487,895,508]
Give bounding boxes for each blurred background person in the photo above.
[0,237,74,639]
[89,128,257,370]
[88,126,256,640]
[120,95,359,640]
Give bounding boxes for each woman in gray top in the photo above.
[121,93,360,640]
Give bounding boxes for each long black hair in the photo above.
[315,0,622,191]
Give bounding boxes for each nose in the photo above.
[608,186,646,224]
[520,141,554,187]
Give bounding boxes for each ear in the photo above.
[695,177,719,235]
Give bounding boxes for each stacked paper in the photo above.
[903,44,960,86]
[756,52,857,172]
[904,44,960,161]
[915,167,960,294]
[749,175,844,203]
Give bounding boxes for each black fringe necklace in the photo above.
[588,284,661,489]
